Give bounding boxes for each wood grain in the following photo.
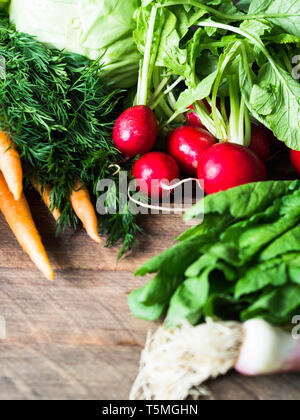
[0,191,299,400]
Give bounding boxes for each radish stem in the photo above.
[228,76,242,144]
[150,76,184,111]
[193,101,217,137]
[152,68,174,118]
[244,107,251,147]
[137,6,158,106]
[147,75,171,107]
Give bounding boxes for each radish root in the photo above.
[130,320,242,400]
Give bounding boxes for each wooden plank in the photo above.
[0,193,299,400]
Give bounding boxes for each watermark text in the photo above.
[96,171,204,225]
[292,55,300,80]
[0,56,6,80]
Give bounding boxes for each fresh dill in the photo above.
[0,18,140,256]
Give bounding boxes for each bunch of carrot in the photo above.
[0,131,101,281]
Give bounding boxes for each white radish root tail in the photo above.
[130,320,243,401]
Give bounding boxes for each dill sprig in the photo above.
[0,18,141,255]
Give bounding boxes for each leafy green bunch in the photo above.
[0,18,140,254]
[129,180,300,325]
[134,0,300,148]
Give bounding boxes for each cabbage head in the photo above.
[10,0,141,88]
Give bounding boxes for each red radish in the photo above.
[249,125,271,161]
[167,126,216,176]
[186,100,211,128]
[113,105,158,158]
[198,142,266,194]
[187,105,206,128]
[186,99,226,128]
[290,149,300,175]
[132,152,180,199]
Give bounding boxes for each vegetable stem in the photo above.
[220,97,229,134]
[238,96,246,145]
[152,68,174,118]
[211,42,240,140]
[150,76,184,111]
[137,6,158,106]
[193,101,217,137]
[196,20,285,82]
[147,75,171,107]
[158,1,300,22]
[228,76,241,144]
[244,107,251,148]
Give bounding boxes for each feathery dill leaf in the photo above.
[0,18,140,254]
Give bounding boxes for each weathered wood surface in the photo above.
[0,192,299,400]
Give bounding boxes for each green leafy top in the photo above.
[129,180,300,325]
[133,0,300,149]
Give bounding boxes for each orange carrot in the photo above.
[32,179,61,222]
[0,131,23,201]
[0,173,55,281]
[69,180,101,243]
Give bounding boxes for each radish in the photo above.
[290,149,300,175]
[167,126,216,176]
[198,142,267,194]
[249,125,271,161]
[186,100,211,128]
[113,105,158,158]
[132,152,180,199]
[112,6,159,159]
[186,105,206,129]
[186,105,204,128]
[130,319,300,400]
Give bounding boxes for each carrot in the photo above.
[32,179,61,222]
[0,173,55,281]
[69,180,101,243]
[0,131,23,201]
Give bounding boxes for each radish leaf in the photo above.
[249,0,300,37]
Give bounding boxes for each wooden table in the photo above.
[0,192,299,400]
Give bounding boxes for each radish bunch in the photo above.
[110,0,277,198]
[112,101,273,198]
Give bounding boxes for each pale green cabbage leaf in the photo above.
[10,0,141,88]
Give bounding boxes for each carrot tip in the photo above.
[45,269,55,282]
[89,233,102,244]
[13,192,22,201]
[10,184,22,201]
